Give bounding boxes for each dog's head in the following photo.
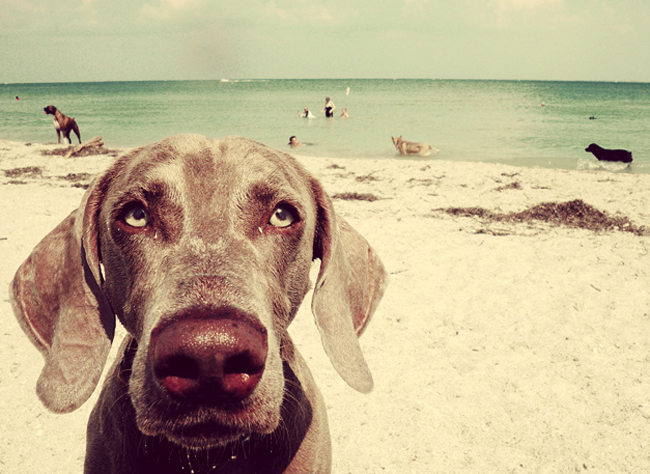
[391,136,403,148]
[585,143,600,153]
[43,105,57,115]
[10,134,387,449]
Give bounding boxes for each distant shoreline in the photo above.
[4,77,650,86]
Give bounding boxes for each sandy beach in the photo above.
[1,138,649,473]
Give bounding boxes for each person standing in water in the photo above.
[322,97,336,117]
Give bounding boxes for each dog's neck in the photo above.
[50,109,65,124]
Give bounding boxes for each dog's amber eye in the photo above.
[269,204,296,228]
[123,205,150,228]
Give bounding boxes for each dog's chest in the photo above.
[52,117,61,131]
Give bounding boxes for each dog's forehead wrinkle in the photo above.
[145,160,186,191]
[122,136,211,188]
[109,177,183,215]
[155,137,307,205]
[178,149,243,207]
[236,162,312,214]
[175,156,303,233]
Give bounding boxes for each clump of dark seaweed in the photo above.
[442,199,647,236]
[4,166,43,178]
[332,192,381,202]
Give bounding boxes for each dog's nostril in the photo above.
[156,355,200,380]
[224,352,264,376]
[153,355,203,400]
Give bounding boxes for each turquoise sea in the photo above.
[1,79,649,173]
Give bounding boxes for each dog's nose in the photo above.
[149,315,268,404]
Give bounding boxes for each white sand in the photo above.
[1,139,650,473]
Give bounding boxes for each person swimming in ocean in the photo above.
[288,136,315,148]
[298,108,314,118]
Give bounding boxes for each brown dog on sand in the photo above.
[392,136,437,156]
[44,105,81,144]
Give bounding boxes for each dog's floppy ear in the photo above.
[10,174,115,414]
[311,182,388,394]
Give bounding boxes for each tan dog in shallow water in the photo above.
[391,136,437,156]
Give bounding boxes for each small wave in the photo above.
[577,157,633,173]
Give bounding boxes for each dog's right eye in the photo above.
[122,205,151,229]
[269,204,297,228]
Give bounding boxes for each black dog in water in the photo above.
[585,143,633,163]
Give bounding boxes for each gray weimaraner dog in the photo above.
[10,135,388,474]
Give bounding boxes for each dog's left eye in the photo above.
[123,205,151,228]
[269,204,296,228]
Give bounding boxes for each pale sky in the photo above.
[2,0,649,83]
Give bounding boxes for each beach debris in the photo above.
[494,181,522,192]
[332,192,381,202]
[59,172,94,189]
[65,136,105,158]
[407,178,437,188]
[2,166,94,188]
[355,172,383,183]
[40,136,120,159]
[475,228,513,236]
[4,166,43,179]
[60,172,93,182]
[439,199,648,236]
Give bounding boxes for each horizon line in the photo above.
[4,77,650,86]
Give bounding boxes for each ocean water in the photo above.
[1,79,649,173]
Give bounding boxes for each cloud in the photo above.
[256,1,341,24]
[492,0,563,12]
[0,0,105,32]
[488,0,566,28]
[259,1,290,20]
[140,0,203,20]
[304,4,335,22]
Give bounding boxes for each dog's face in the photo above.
[43,105,57,115]
[585,143,599,153]
[11,134,386,453]
[96,136,318,448]
[391,136,402,148]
